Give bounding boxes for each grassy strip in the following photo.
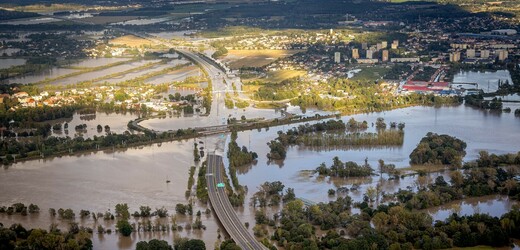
[196,162,208,203]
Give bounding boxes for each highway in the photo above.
[206,154,267,250]
[42,17,268,246]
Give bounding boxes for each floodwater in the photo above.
[139,103,311,131]
[0,17,61,25]
[1,67,80,85]
[50,111,139,139]
[0,58,26,69]
[144,66,200,85]
[68,57,130,68]
[0,48,21,56]
[234,104,520,205]
[94,63,173,85]
[0,137,223,249]
[453,70,513,93]
[425,195,516,222]
[115,17,172,26]
[485,94,520,103]
[50,59,161,86]
[2,104,520,248]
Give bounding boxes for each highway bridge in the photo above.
[206,154,267,250]
[42,17,266,247]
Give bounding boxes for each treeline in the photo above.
[0,203,40,216]
[299,130,404,149]
[315,156,373,178]
[226,131,258,206]
[211,40,228,59]
[267,119,404,159]
[465,94,503,110]
[196,161,208,203]
[0,223,92,250]
[409,132,467,167]
[0,129,198,165]
[267,119,346,160]
[0,104,84,127]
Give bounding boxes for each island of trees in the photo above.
[409,132,467,167]
[268,118,405,160]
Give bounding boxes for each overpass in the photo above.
[206,154,267,250]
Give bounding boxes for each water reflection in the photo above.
[425,195,516,222]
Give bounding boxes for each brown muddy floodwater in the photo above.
[49,111,139,139]
[425,195,517,222]
[0,137,223,249]
[231,104,520,230]
[2,104,520,249]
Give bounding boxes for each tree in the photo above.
[115,203,130,220]
[136,239,173,250]
[220,240,241,250]
[450,170,464,187]
[140,206,151,217]
[0,228,16,250]
[116,219,133,237]
[174,238,206,250]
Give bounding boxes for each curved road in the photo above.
[207,154,267,250]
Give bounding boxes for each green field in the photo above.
[350,66,390,82]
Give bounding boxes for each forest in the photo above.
[409,132,467,167]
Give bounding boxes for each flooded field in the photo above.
[0,17,61,25]
[68,57,131,68]
[50,59,161,86]
[115,17,173,26]
[50,111,138,138]
[139,103,309,131]
[0,58,26,69]
[0,138,222,249]
[453,70,513,93]
[145,66,201,85]
[2,67,80,85]
[232,104,520,210]
[425,195,516,222]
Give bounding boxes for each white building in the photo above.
[450,51,461,62]
[498,50,508,61]
[480,50,490,58]
[334,52,341,63]
[466,49,476,58]
[366,49,373,59]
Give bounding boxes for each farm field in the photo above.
[223,49,303,69]
[109,35,157,47]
